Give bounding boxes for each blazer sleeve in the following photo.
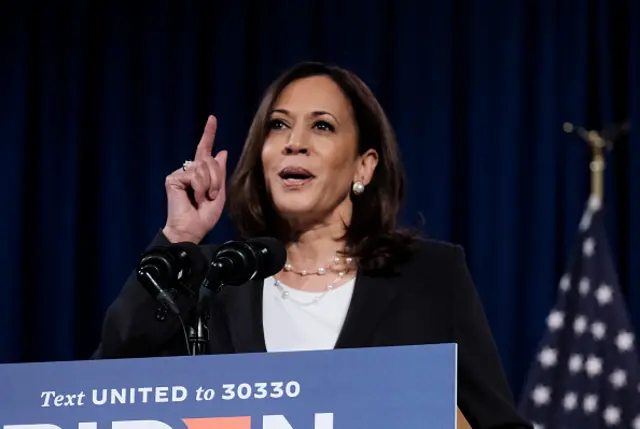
[91,231,198,359]
[451,245,532,429]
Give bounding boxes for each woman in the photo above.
[94,62,531,429]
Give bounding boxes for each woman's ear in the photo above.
[354,149,379,185]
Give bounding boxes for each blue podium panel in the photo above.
[0,344,456,429]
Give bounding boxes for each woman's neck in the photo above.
[274,214,356,292]
[284,223,346,272]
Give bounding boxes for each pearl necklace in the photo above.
[275,253,354,305]
[274,271,349,306]
[283,255,353,276]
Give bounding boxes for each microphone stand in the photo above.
[188,314,209,356]
[188,261,224,356]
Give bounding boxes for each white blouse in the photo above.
[262,276,356,352]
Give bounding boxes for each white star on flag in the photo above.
[568,354,583,373]
[615,331,634,352]
[595,284,613,306]
[591,321,607,340]
[538,347,557,368]
[582,237,596,257]
[585,355,603,377]
[603,406,621,426]
[547,310,564,331]
[578,195,601,231]
[531,385,551,406]
[609,369,627,389]
[563,392,578,411]
[574,316,588,335]
[580,211,593,231]
[583,394,598,414]
[579,277,591,295]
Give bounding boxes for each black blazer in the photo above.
[93,231,532,429]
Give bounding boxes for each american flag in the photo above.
[518,196,640,429]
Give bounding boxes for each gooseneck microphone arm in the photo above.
[189,261,224,356]
[189,255,242,356]
[137,268,181,315]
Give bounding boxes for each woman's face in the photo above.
[261,75,377,227]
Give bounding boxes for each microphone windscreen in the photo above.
[247,237,287,278]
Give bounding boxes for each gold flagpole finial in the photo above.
[563,121,628,203]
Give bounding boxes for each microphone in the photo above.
[137,242,209,315]
[212,237,287,286]
[247,236,288,279]
[196,237,286,314]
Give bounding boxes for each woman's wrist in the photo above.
[161,226,202,244]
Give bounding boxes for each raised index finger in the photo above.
[194,115,218,161]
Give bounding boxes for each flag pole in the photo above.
[563,123,609,202]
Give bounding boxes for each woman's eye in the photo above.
[268,119,287,130]
[313,121,335,132]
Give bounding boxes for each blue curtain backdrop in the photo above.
[1,0,638,401]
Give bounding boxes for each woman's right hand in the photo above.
[162,115,228,244]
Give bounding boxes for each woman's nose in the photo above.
[283,129,309,154]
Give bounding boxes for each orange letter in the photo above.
[182,417,251,429]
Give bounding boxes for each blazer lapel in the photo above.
[226,278,267,353]
[334,271,399,349]
[248,278,268,352]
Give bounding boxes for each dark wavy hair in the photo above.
[227,61,422,273]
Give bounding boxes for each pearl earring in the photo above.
[352,181,365,195]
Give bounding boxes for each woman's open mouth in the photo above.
[278,166,315,188]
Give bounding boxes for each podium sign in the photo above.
[0,344,457,429]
